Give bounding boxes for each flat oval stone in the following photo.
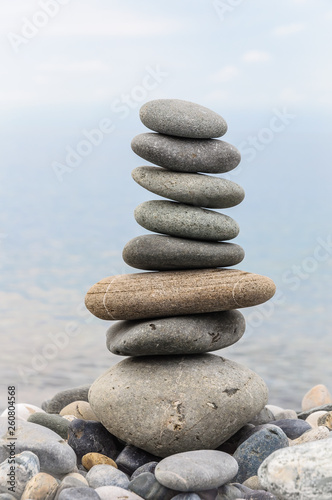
[95,486,144,500]
[21,472,58,500]
[128,471,178,500]
[269,419,311,439]
[106,311,246,356]
[131,134,241,173]
[258,438,332,499]
[82,453,117,471]
[58,488,100,500]
[155,450,238,491]
[27,412,70,440]
[88,354,268,457]
[134,201,239,241]
[301,384,332,411]
[139,99,228,138]
[132,167,244,208]
[123,235,244,271]
[45,385,90,414]
[85,269,276,321]
[60,401,98,421]
[86,464,129,489]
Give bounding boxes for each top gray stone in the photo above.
[139,99,228,139]
[131,133,241,174]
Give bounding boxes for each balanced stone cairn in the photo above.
[85,99,276,458]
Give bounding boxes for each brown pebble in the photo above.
[21,472,58,499]
[317,411,332,429]
[60,401,99,421]
[301,384,332,411]
[85,269,276,321]
[82,452,118,470]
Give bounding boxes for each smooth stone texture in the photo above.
[301,384,332,411]
[317,411,332,429]
[305,410,328,427]
[0,451,40,499]
[21,472,58,499]
[89,354,268,457]
[132,167,244,208]
[265,405,284,418]
[0,418,76,475]
[58,488,100,500]
[242,475,264,491]
[172,495,201,500]
[106,311,246,357]
[86,464,129,489]
[297,403,332,419]
[269,419,311,439]
[27,412,70,440]
[249,407,275,425]
[46,385,90,414]
[131,133,241,173]
[134,201,239,241]
[55,477,89,500]
[123,236,244,271]
[216,484,244,498]
[95,485,144,499]
[0,403,45,421]
[273,409,298,420]
[139,99,228,139]
[129,472,177,500]
[156,450,238,491]
[290,426,330,446]
[0,495,17,500]
[115,445,159,475]
[65,473,88,485]
[60,401,98,421]
[68,419,120,464]
[258,438,332,499]
[130,462,158,480]
[85,269,276,321]
[217,424,255,455]
[233,426,289,483]
[82,453,117,471]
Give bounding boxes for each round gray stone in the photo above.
[95,486,144,499]
[106,310,246,356]
[139,99,228,139]
[46,385,91,414]
[258,438,332,499]
[132,167,245,208]
[155,450,238,491]
[131,133,241,173]
[86,464,129,489]
[134,201,239,241]
[89,354,268,457]
[123,235,244,271]
[58,488,101,500]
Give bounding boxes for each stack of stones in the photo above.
[85,99,276,458]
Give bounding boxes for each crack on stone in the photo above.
[208,331,222,343]
[223,388,239,396]
[149,323,156,330]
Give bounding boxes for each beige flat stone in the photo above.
[301,384,332,411]
[85,269,276,320]
[60,401,99,421]
[306,410,328,428]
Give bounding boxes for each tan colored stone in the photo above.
[305,411,328,428]
[82,452,118,471]
[317,411,332,429]
[60,401,99,421]
[242,475,265,490]
[301,384,332,411]
[65,472,89,484]
[290,426,330,446]
[85,269,276,321]
[21,472,58,499]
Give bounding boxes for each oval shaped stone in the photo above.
[134,201,239,241]
[155,450,238,491]
[131,134,241,173]
[95,486,144,500]
[82,453,117,471]
[60,401,98,421]
[86,464,129,489]
[132,167,245,208]
[88,354,268,457]
[85,269,276,321]
[106,311,246,356]
[27,412,70,440]
[139,99,228,138]
[21,472,58,500]
[123,235,244,271]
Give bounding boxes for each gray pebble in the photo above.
[297,403,332,420]
[155,450,238,491]
[27,412,70,440]
[171,495,201,500]
[269,419,311,439]
[106,310,246,356]
[139,99,228,139]
[129,471,177,499]
[58,487,100,499]
[95,486,144,499]
[0,495,17,500]
[134,201,239,241]
[0,451,40,498]
[131,462,159,480]
[249,407,275,425]
[123,235,244,271]
[45,385,91,414]
[131,133,241,173]
[55,477,89,500]
[217,484,245,498]
[86,464,129,489]
[132,167,244,209]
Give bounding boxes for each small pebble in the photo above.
[116,445,159,475]
[130,462,158,480]
[317,411,332,429]
[273,409,298,420]
[82,453,117,471]
[128,471,177,500]
[64,472,88,485]
[301,384,332,411]
[60,401,98,421]
[269,419,311,439]
[297,403,332,420]
[58,488,100,500]
[86,464,129,489]
[0,451,40,498]
[290,426,330,446]
[305,410,327,427]
[217,484,244,498]
[45,385,91,414]
[55,477,89,499]
[172,495,201,500]
[0,403,45,421]
[249,407,275,425]
[21,472,58,499]
[95,485,144,499]
[242,475,264,491]
[265,405,284,418]
[27,412,70,440]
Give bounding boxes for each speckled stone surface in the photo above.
[0,451,40,498]
[132,167,245,208]
[134,201,239,241]
[131,133,241,173]
[155,450,238,491]
[139,99,228,138]
[123,235,244,271]
[85,268,276,321]
[106,311,246,356]
[88,354,268,457]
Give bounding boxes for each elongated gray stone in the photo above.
[132,167,245,208]
[139,99,228,138]
[155,450,238,491]
[134,201,239,241]
[131,133,241,173]
[89,354,268,457]
[123,235,244,271]
[106,311,246,356]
